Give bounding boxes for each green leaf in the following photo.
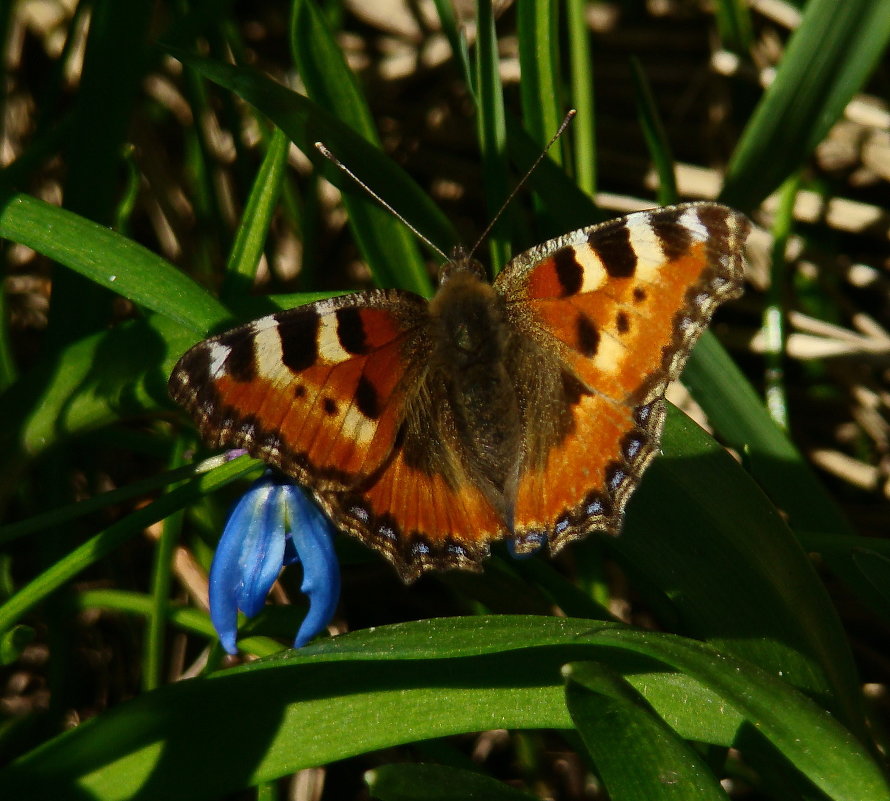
[0,191,229,334]
[722,0,890,209]
[220,126,290,301]
[565,0,596,195]
[612,406,865,733]
[565,662,729,800]
[3,617,883,801]
[630,57,677,206]
[475,0,511,272]
[0,625,35,666]
[289,0,433,294]
[0,618,734,800]
[517,0,563,158]
[587,629,890,801]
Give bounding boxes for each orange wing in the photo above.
[169,291,427,490]
[495,202,750,553]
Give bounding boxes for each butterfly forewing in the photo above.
[169,290,427,490]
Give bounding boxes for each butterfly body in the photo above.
[170,202,750,581]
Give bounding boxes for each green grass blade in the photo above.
[289,0,431,294]
[565,0,596,195]
[612,406,864,733]
[431,0,474,94]
[630,56,677,206]
[220,126,290,302]
[45,0,154,348]
[3,617,881,801]
[684,333,859,540]
[475,0,511,272]
[763,172,801,429]
[143,442,187,692]
[517,0,563,157]
[0,191,229,333]
[0,315,193,485]
[712,0,753,53]
[721,0,890,209]
[0,462,214,547]
[565,661,730,800]
[74,590,282,659]
[169,48,451,295]
[0,456,259,636]
[0,618,732,800]
[588,629,890,801]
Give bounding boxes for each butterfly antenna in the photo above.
[314,141,449,261]
[466,108,577,260]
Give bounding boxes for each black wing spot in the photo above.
[322,397,338,416]
[276,310,319,373]
[553,248,583,296]
[593,221,636,278]
[356,374,381,419]
[650,207,692,262]
[576,314,600,357]
[217,330,256,383]
[616,311,630,334]
[336,307,369,355]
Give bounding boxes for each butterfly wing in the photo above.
[494,202,750,553]
[169,291,430,490]
[169,290,505,581]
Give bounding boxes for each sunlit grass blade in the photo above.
[45,0,154,349]
[565,661,730,800]
[763,172,801,429]
[475,0,511,272]
[220,126,290,302]
[4,617,883,801]
[683,333,859,537]
[431,0,474,94]
[0,192,229,333]
[588,629,890,801]
[712,0,753,53]
[517,0,563,159]
[721,0,890,209]
[143,441,187,692]
[289,0,431,294]
[565,0,596,196]
[0,461,209,547]
[170,48,451,296]
[0,618,737,800]
[74,590,283,659]
[0,315,191,491]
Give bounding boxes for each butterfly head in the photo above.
[438,246,487,287]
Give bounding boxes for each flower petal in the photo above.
[209,476,284,654]
[283,488,341,648]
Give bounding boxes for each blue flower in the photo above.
[209,471,340,653]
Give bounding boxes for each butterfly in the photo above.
[169,202,750,582]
